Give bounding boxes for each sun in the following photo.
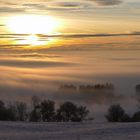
[18,34,46,46]
[23,35,39,45]
[26,35,38,43]
[6,15,60,34]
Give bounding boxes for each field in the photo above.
[0,121,140,140]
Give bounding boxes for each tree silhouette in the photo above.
[136,84,140,93]
[57,102,89,122]
[75,106,89,122]
[0,101,7,120]
[105,104,130,122]
[0,101,17,121]
[0,97,90,122]
[40,100,55,122]
[29,105,41,122]
[132,111,140,122]
[57,102,78,122]
[31,96,41,108]
[15,102,27,121]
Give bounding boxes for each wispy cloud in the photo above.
[89,0,122,6]
[0,6,25,13]
[0,32,140,39]
[0,59,74,68]
[0,0,124,13]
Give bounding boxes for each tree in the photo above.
[29,96,42,122]
[7,102,27,121]
[136,84,140,93]
[29,105,41,122]
[15,102,27,121]
[0,101,17,121]
[31,96,41,109]
[74,106,89,122]
[0,100,4,108]
[57,102,77,122]
[40,100,55,122]
[105,104,130,122]
[132,111,140,122]
[0,100,8,121]
[6,103,17,121]
[57,102,89,122]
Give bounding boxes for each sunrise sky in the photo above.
[0,0,139,47]
[0,0,140,34]
[0,0,140,117]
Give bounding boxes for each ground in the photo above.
[0,121,140,140]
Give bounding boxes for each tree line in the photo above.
[60,83,115,92]
[0,96,89,122]
[60,83,140,93]
[0,83,140,122]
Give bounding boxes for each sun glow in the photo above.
[19,35,42,45]
[6,15,60,34]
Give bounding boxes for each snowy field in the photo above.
[0,122,140,140]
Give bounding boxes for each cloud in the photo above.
[132,31,140,35]
[0,53,61,58]
[88,0,122,6]
[0,32,139,52]
[0,0,123,13]
[0,6,25,12]
[46,1,91,10]
[22,4,46,9]
[22,1,92,11]
[0,59,75,68]
[0,0,16,5]
[0,32,140,40]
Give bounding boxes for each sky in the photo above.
[0,0,140,35]
[0,0,140,118]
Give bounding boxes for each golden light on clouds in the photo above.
[6,15,60,35]
[18,34,44,46]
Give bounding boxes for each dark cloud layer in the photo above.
[47,1,91,10]
[0,59,75,68]
[89,0,122,6]
[0,6,25,12]
[0,32,140,40]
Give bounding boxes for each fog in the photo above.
[0,36,140,120]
